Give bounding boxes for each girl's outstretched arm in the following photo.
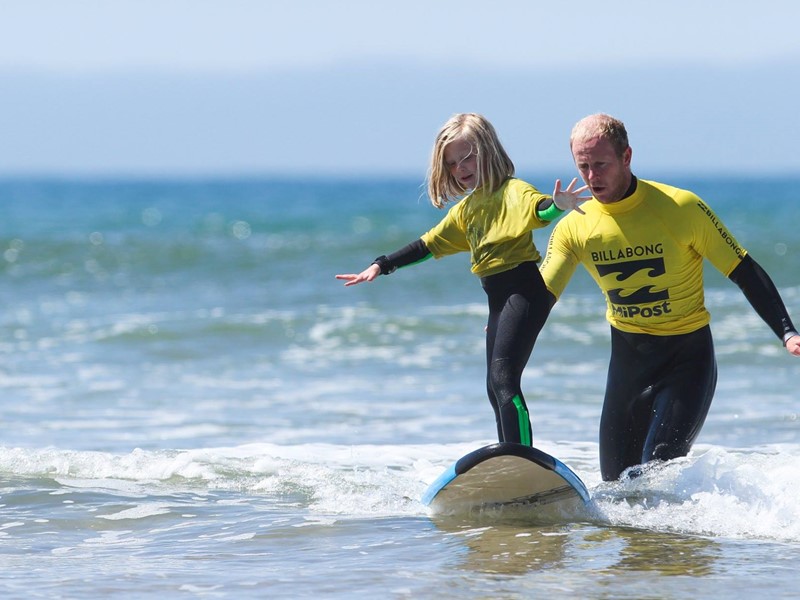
[336,239,432,287]
[335,264,381,287]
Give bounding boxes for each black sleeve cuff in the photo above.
[371,255,397,275]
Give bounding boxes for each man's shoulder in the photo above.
[640,179,702,208]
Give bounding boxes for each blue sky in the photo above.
[1,0,799,177]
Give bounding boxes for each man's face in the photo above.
[571,136,632,204]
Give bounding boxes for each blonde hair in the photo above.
[570,113,629,157]
[426,113,515,208]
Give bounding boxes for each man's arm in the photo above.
[728,255,799,350]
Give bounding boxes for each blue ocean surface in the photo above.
[0,175,799,598]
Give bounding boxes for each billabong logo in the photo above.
[595,256,672,319]
[596,258,669,305]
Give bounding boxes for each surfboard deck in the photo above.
[422,443,591,520]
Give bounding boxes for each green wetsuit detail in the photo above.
[536,201,565,222]
[511,395,532,446]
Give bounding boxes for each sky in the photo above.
[1,0,799,177]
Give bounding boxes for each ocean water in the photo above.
[0,175,799,598]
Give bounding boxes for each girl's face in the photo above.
[444,138,478,190]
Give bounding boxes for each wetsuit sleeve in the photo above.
[728,254,797,342]
[372,239,432,275]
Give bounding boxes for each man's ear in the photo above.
[623,146,632,168]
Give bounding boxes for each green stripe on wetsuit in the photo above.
[511,395,531,446]
[536,200,565,222]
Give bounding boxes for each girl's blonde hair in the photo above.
[426,113,515,208]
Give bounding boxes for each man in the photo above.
[542,113,800,481]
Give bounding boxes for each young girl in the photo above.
[336,113,586,445]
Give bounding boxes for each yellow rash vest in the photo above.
[421,178,551,278]
[540,178,747,335]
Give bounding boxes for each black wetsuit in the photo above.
[374,244,551,445]
[482,261,551,444]
[600,325,717,480]
[370,178,559,445]
[594,255,795,480]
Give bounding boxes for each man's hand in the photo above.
[786,334,800,356]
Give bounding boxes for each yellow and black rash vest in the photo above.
[540,179,747,335]
[421,178,550,278]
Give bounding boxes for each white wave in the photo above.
[2,441,800,542]
[590,444,800,542]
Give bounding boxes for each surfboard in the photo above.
[421,443,591,519]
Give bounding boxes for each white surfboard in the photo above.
[422,443,591,519]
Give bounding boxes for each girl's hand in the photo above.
[335,263,381,286]
[553,177,591,215]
